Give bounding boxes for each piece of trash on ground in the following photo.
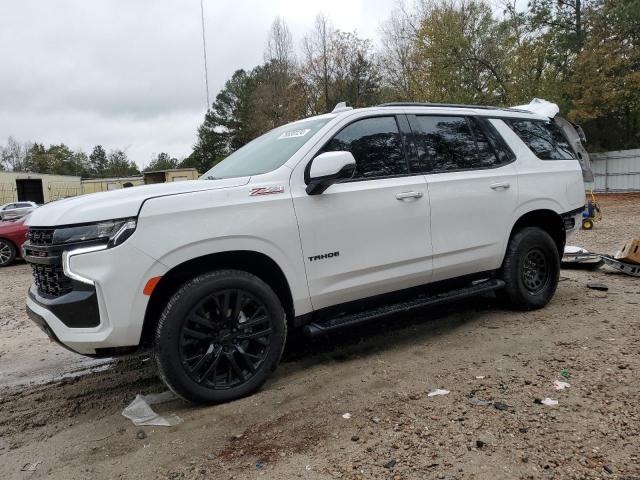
[468,395,492,407]
[493,401,510,411]
[560,370,570,378]
[427,389,449,397]
[342,412,352,419]
[587,282,608,291]
[122,391,182,427]
[475,375,485,379]
[536,397,558,406]
[21,462,41,472]
[256,461,264,470]
[553,380,571,390]
[383,459,397,469]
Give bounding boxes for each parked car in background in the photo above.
[0,217,28,267]
[0,201,38,220]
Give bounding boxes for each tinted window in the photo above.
[17,203,32,208]
[506,119,576,160]
[321,116,407,179]
[469,117,514,168]
[410,116,477,172]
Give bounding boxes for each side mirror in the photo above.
[306,151,356,195]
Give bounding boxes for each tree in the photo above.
[89,145,108,177]
[106,150,139,177]
[0,137,30,171]
[568,0,640,149]
[145,152,178,172]
[300,15,383,112]
[24,143,52,173]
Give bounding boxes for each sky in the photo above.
[0,0,392,169]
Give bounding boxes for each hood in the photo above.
[26,177,250,227]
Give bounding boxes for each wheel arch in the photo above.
[508,209,566,258]
[140,250,295,347]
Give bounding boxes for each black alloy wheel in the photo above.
[521,248,550,294]
[154,270,287,404]
[499,226,560,310]
[179,289,273,389]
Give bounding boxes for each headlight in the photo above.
[52,218,137,247]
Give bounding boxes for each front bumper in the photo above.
[23,240,167,355]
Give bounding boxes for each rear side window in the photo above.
[506,119,576,160]
[410,116,477,172]
[409,115,513,172]
[321,116,408,179]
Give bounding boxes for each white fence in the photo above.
[589,149,640,192]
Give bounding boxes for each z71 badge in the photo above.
[249,185,285,196]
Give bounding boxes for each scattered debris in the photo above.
[351,435,359,442]
[21,462,41,472]
[475,375,485,379]
[468,396,492,407]
[493,402,510,411]
[560,370,571,379]
[427,389,450,397]
[371,416,381,424]
[519,427,528,433]
[255,461,264,470]
[136,429,147,440]
[553,380,571,390]
[383,459,397,469]
[476,440,486,448]
[121,391,182,427]
[342,413,352,419]
[537,398,558,406]
[587,282,609,291]
[603,464,614,474]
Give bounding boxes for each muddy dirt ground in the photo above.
[1,195,639,480]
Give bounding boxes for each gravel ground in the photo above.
[0,194,638,480]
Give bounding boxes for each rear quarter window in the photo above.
[506,119,576,160]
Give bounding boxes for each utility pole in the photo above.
[200,0,211,109]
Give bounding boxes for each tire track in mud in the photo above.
[0,354,162,450]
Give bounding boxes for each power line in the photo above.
[200,0,210,109]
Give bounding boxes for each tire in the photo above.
[582,218,593,230]
[498,227,560,310]
[0,239,17,267]
[153,269,287,404]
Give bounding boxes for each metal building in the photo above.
[0,172,81,204]
[589,149,640,192]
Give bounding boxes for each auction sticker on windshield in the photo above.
[278,128,310,140]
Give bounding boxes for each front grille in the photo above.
[31,263,73,297]
[28,228,55,246]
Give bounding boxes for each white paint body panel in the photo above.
[24,105,586,354]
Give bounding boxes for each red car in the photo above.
[0,217,28,267]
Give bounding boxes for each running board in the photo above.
[303,279,505,338]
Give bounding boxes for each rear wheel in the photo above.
[153,270,286,404]
[0,239,16,267]
[582,218,594,230]
[499,227,560,310]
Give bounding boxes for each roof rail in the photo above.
[377,102,509,111]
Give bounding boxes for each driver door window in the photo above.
[320,116,408,179]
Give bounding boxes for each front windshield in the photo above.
[201,117,332,180]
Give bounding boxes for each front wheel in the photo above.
[154,270,287,404]
[499,227,560,310]
[0,239,17,267]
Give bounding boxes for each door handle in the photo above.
[396,191,423,200]
[490,182,510,190]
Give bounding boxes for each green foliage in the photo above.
[145,152,178,172]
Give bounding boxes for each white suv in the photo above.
[24,100,590,404]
